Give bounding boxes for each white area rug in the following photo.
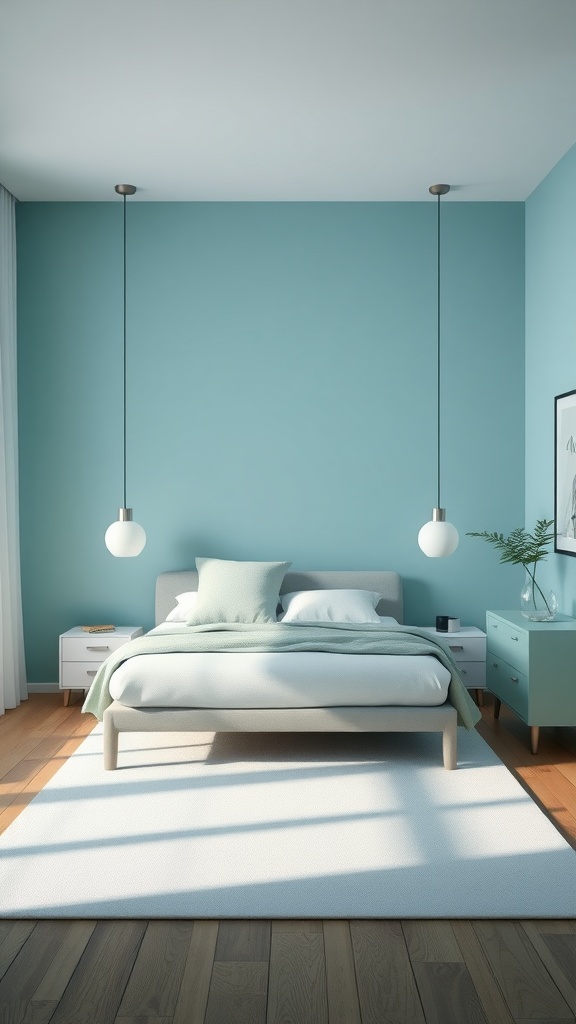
[1,725,576,918]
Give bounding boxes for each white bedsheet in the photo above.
[108,649,451,709]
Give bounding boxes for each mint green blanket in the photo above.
[82,622,482,729]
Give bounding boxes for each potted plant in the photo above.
[467,518,557,620]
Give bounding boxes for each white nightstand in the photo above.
[420,625,487,704]
[59,626,144,706]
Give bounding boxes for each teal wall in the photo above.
[526,142,576,614]
[17,201,525,682]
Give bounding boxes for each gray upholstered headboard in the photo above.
[155,569,403,625]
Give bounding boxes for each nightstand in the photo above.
[486,610,576,754]
[420,625,486,704]
[59,626,144,706]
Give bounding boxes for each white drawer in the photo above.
[61,635,134,662]
[455,661,486,688]
[61,662,102,689]
[441,636,485,662]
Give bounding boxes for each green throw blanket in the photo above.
[82,622,482,729]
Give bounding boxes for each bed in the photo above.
[84,569,480,770]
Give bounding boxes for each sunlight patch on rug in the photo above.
[1,725,575,918]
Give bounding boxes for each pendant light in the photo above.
[105,184,146,557]
[417,184,459,558]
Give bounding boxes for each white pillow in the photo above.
[281,589,382,624]
[165,591,198,622]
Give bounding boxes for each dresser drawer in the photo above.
[487,654,528,719]
[61,636,132,662]
[456,661,486,688]
[61,662,102,689]
[486,615,528,674]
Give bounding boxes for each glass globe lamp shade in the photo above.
[418,509,459,558]
[105,510,146,557]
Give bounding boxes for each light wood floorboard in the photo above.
[0,693,575,1024]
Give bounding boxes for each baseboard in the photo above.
[27,683,60,694]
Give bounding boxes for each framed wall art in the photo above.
[554,388,576,556]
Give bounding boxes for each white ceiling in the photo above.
[2,0,576,202]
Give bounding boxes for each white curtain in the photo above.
[0,183,27,713]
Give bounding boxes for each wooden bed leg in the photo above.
[530,725,539,755]
[493,697,501,719]
[442,725,457,770]
[103,716,119,770]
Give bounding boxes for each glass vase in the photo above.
[520,572,558,621]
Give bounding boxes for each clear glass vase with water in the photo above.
[520,572,557,621]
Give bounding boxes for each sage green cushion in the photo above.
[187,557,292,625]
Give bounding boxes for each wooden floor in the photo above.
[1,692,576,1024]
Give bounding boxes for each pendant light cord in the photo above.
[122,193,127,510]
[436,191,441,511]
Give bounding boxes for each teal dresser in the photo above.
[486,610,576,753]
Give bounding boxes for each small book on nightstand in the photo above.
[81,625,116,633]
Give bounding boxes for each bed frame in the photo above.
[102,570,458,770]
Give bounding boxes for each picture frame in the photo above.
[554,388,576,556]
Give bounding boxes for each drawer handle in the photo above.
[491,624,498,629]
[449,645,464,652]
[86,669,98,676]
[510,676,519,683]
[492,662,498,668]
[460,668,467,675]
[87,645,110,652]
[511,636,518,642]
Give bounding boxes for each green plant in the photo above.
[467,518,555,615]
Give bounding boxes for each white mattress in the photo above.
[108,647,451,710]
